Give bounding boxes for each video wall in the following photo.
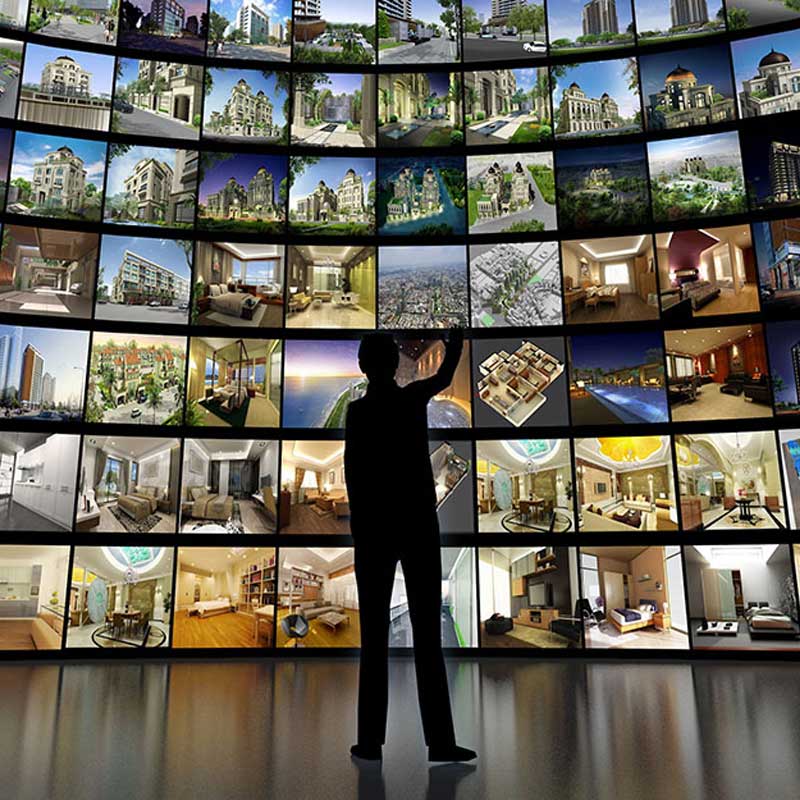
[1,0,800,656]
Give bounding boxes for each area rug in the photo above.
[502,510,573,533]
[505,625,571,649]
[109,505,163,533]
[199,396,250,427]
[588,624,642,647]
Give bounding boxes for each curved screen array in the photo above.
[0,0,799,657]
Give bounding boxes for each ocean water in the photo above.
[282,376,360,428]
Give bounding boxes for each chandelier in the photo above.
[729,433,748,464]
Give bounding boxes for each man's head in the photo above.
[358,332,399,384]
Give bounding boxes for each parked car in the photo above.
[131,408,142,418]
[113,97,134,113]
[148,300,160,307]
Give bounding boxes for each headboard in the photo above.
[639,599,658,611]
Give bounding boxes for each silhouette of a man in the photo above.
[345,329,476,763]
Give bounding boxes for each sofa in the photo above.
[289,292,312,312]
[550,617,582,645]
[1,612,63,650]
[721,372,748,395]
[743,375,771,405]
[293,602,345,620]
[333,499,350,518]
[624,495,652,512]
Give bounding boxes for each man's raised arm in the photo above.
[414,328,464,400]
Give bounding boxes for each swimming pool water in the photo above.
[588,385,669,424]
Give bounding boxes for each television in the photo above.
[528,582,551,608]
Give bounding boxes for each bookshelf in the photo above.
[239,553,277,613]
[280,568,324,606]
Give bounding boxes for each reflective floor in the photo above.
[2,657,800,800]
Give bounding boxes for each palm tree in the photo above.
[145,377,163,424]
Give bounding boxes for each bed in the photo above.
[186,486,233,522]
[586,285,620,306]
[207,284,259,319]
[608,600,657,633]
[745,606,800,639]
[117,487,159,521]
[190,598,233,617]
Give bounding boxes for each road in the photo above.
[210,42,290,62]
[119,31,205,56]
[117,106,198,140]
[470,170,557,233]
[379,37,458,64]
[95,304,190,324]
[101,388,181,425]
[0,78,18,118]
[463,36,546,62]
[38,15,108,44]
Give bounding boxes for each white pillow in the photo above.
[209,284,221,297]
[220,284,229,294]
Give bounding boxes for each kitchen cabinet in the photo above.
[12,435,78,529]
[0,601,24,617]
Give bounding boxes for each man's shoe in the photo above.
[428,745,477,762]
[350,743,383,761]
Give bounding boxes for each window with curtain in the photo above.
[205,357,219,387]
[232,258,278,285]
[665,546,688,633]
[580,552,600,607]
[604,263,630,285]
[105,457,122,496]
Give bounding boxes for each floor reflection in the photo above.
[1,658,800,799]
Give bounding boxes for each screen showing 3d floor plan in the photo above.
[472,338,566,428]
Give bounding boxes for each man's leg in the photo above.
[353,544,396,747]
[401,541,456,748]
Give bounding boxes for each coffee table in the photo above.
[317,611,350,631]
